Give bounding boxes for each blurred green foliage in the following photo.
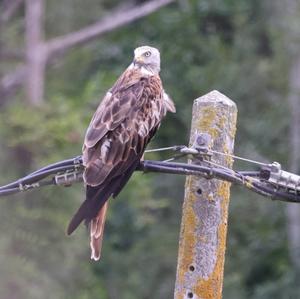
[0,0,298,298]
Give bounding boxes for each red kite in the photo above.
[67,46,175,260]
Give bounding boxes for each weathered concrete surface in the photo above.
[174,90,237,299]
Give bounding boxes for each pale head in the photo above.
[133,46,161,74]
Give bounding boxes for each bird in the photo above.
[67,46,176,261]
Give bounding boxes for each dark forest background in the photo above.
[1,0,300,298]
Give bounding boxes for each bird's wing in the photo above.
[83,71,143,149]
[82,71,165,187]
[67,71,168,237]
[163,91,176,113]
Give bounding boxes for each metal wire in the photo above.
[145,145,183,153]
[145,144,269,167]
[209,149,269,166]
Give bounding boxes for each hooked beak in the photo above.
[133,56,144,65]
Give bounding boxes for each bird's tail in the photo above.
[66,185,110,236]
[66,184,112,261]
[90,201,108,261]
[67,158,141,260]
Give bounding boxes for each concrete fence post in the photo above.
[174,90,237,299]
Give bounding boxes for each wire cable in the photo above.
[145,145,184,153]
[0,149,299,203]
[210,149,269,167]
[145,144,269,167]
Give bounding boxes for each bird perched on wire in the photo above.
[67,46,176,261]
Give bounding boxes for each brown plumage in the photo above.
[67,46,175,260]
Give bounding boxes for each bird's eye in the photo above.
[144,51,151,57]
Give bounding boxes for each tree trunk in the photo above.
[25,0,45,105]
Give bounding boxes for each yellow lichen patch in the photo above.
[194,181,231,299]
[216,112,227,132]
[197,106,219,139]
[245,178,254,189]
[217,181,231,200]
[221,142,233,167]
[176,176,197,286]
[229,113,238,140]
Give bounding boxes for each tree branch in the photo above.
[45,0,174,59]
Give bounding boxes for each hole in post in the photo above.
[189,265,195,272]
[196,188,202,195]
[187,292,194,298]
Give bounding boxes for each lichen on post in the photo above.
[174,90,237,299]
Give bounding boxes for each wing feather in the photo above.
[68,68,176,236]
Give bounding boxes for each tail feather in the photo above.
[67,157,142,260]
[67,174,122,235]
[90,201,109,261]
[67,185,107,235]
[67,198,93,235]
[67,161,139,236]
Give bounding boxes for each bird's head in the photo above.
[133,46,161,74]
